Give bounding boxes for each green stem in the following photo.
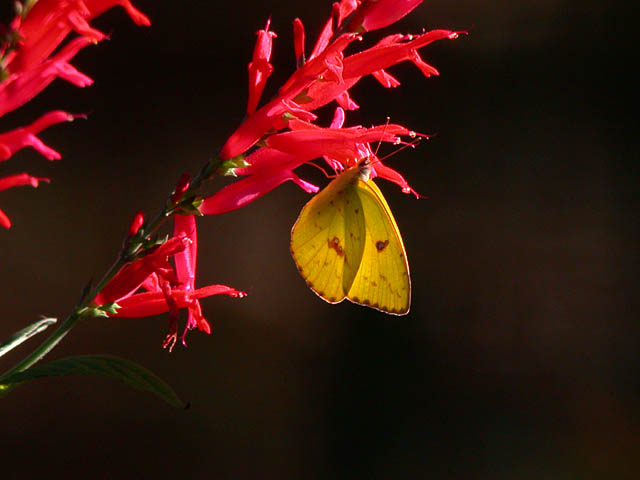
[0,157,224,383]
[0,251,126,382]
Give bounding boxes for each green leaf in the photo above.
[0,355,185,408]
[0,318,57,358]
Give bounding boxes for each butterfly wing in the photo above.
[290,169,366,304]
[345,178,411,315]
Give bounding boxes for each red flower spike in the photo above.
[0,173,50,229]
[0,111,77,161]
[99,215,246,348]
[219,33,359,160]
[208,3,457,213]
[220,29,457,160]
[300,29,458,112]
[128,211,145,237]
[9,0,150,73]
[0,36,94,117]
[205,114,422,215]
[247,18,276,116]
[348,0,424,33]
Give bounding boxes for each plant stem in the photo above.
[0,246,127,381]
[0,157,223,382]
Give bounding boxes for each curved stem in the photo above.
[0,157,223,382]
[0,248,127,381]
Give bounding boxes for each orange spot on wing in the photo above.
[328,236,344,256]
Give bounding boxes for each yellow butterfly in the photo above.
[290,162,411,315]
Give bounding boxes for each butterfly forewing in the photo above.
[291,174,351,303]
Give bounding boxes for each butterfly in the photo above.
[290,161,411,315]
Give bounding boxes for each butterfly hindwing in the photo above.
[346,178,410,315]
[291,166,411,315]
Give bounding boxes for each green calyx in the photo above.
[216,154,249,177]
[77,302,121,319]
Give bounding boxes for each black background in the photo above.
[1,1,638,478]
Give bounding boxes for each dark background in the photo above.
[1,0,637,478]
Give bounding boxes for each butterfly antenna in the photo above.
[369,136,423,169]
[306,161,334,179]
[371,116,390,162]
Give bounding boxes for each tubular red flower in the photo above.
[127,211,145,236]
[113,285,246,318]
[348,0,424,33]
[219,14,456,161]
[0,111,78,161]
[8,0,150,73]
[247,18,276,116]
[0,36,94,117]
[265,119,416,163]
[96,215,246,349]
[292,18,306,65]
[219,33,359,159]
[0,0,149,229]
[301,29,459,112]
[94,236,188,305]
[0,173,50,228]
[204,113,421,216]
[201,148,319,215]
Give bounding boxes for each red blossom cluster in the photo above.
[95,207,246,351]
[200,0,459,215]
[0,0,149,228]
[1,0,459,348]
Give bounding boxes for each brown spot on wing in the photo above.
[328,236,344,256]
[376,240,389,252]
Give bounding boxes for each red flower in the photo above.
[0,173,49,228]
[202,109,421,215]
[2,0,150,116]
[96,212,246,350]
[218,6,457,161]
[94,236,186,306]
[219,32,360,160]
[0,111,79,161]
[7,0,150,73]
[292,18,305,65]
[348,0,424,33]
[0,0,149,228]
[201,147,319,215]
[247,19,276,116]
[0,36,93,117]
[300,29,460,112]
[206,1,460,213]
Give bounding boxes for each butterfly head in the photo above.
[357,157,372,182]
